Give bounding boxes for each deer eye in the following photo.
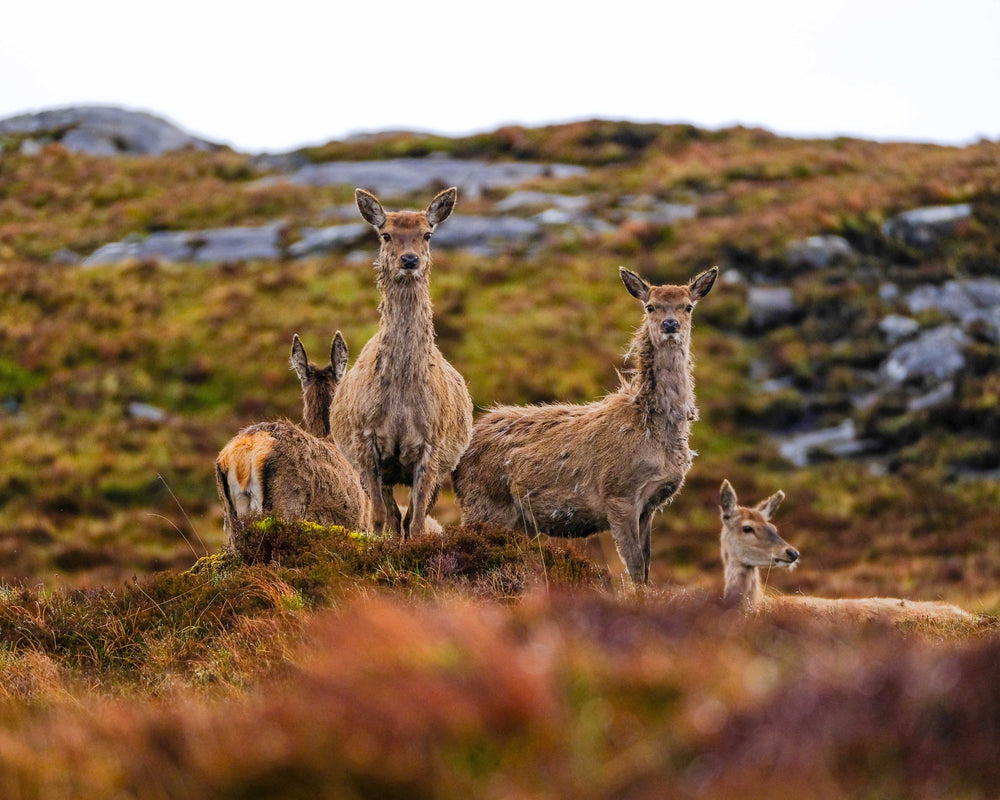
[645,304,654,313]
[381,233,391,242]
[423,232,432,241]
[685,304,694,313]
[741,525,754,534]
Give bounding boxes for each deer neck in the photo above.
[376,272,435,382]
[301,388,332,438]
[721,537,763,609]
[632,329,695,431]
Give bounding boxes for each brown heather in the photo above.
[216,333,370,544]
[330,188,473,539]
[455,266,718,583]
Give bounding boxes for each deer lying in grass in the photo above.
[719,480,975,622]
[216,334,371,543]
[330,188,473,540]
[454,266,718,584]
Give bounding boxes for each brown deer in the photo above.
[718,480,975,622]
[329,188,473,539]
[454,265,718,584]
[216,334,371,543]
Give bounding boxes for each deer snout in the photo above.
[400,253,420,270]
[661,318,680,335]
[784,548,799,563]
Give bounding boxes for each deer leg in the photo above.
[406,447,437,539]
[382,484,402,537]
[360,436,388,534]
[638,507,654,584]
[607,503,646,585]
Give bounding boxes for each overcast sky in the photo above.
[1,0,997,153]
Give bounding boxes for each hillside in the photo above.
[1,109,1000,797]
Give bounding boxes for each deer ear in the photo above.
[720,480,738,518]
[755,490,785,520]
[426,187,457,226]
[619,267,650,302]
[331,331,349,382]
[356,188,387,228]
[689,266,719,301]
[290,334,309,385]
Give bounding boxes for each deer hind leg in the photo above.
[607,503,646,585]
[381,484,403,537]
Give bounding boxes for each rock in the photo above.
[494,191,589,213]
[778,420,863,467]
[272,157,586,199]
[878,283,900,302]
[747,286,796,328]
[190,224,283,262]
[50,248,81,265]
[288,224,368,258]
[534,208,576,225]
[907,381,955,412]
[127,402,167,423]
[625,203,697,226]
[429,215,542,253]
[881,325,969,385]
[905,279,1000,341]
[84,224,283,265]
[786,235,855,269]
[0,106,216,156]
[878,314,920,344]
[882,203,972,248]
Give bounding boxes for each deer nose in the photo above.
[786,548,799,563]
[662,318,680,334]
[400,253,419,270]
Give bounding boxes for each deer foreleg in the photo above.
[405,446,437,539]
[608,503,646,585]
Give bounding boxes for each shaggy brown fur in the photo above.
[329,188,473,539]
[719,480,975,622]
[216,334,370,543]
[454,266,718,584]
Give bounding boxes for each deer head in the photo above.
[356,187,457,282]
[620,266,718,348]
[289,332,349,438]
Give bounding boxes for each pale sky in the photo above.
[1,0,997,153]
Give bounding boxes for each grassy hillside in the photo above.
[1,119,1000,797]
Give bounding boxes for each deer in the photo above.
[329,187,473,540]
[454,265,718,584]
[215,333,371,543]
[718,480,975,623]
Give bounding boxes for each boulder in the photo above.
[878,314,920,344]
[288,224,368,258]
[778,420,864,467]
[786,235,855,269]
[747,286,796,328]
[274,157,586,199]
[0,106,216,156]
[494,191,589,213]
[84,224,283,265]
[906,279,1000,341]
[882,204,972,248]
[430,215,542,254]
[881,325,969,386]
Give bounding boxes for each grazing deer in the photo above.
[329,188,473,539]
[454,266,718,584]
[216,334,371,542]
[718,480,974,622]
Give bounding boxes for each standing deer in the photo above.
[329,187,473,539]
[454,265,718,584]
[216,334,371,543]
[718,480,974,622]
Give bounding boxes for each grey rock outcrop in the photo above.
[881,325,969,386]
[786,235,855,269]
[905,279,1000,342]
[778,420,865,467]
[83,224,283,266]
[748,286,797,328]
[0,106,216,156]
[268,157,586,199]
[883,204,972,248]
[288,224,368,258]
[878,314,920,344]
